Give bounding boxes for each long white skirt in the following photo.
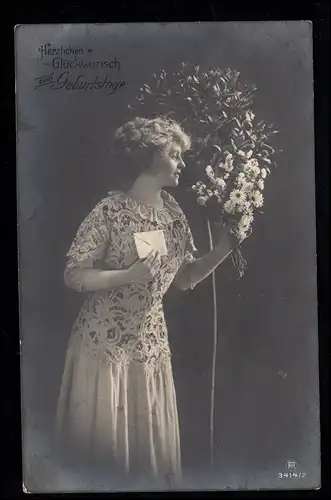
[55,333,182,490]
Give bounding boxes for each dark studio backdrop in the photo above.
[16,22,319,488]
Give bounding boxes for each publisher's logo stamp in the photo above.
[277,459,306,480]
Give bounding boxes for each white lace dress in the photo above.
[55,190,197,488]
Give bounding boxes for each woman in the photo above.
[55,117,238,489]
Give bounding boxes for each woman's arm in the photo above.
[64,198,135,292]
[175,226,237,291]
[64,249,161,292]
[64,263,133,292]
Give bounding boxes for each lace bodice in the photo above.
[64,190,198,367]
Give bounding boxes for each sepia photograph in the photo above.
[15,21,320,492]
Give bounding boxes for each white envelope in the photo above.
[133,230,168,259]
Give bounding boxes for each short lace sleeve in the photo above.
[67,201,111,263]
[162,190,198,264]
[173,216,198,291]
[64,198,114,291]
[184,223,198,264]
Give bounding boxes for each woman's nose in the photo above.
[179,157,186,168]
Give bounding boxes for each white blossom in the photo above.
[243,182,255,192]
[257,179,265,190]
[215,177,227,190]
[248,190,264,208]
[237,172,246,182]
[239,214,254,230]
[243,162,260,178]
[244,158,259,170]
[197,196,208,206]
[224,199,236,214]
[237,228,248,241]
[251,165,261,177]
[205,165,214,176]
[230,189,247,206]
[236,173,253,191]
[242,202,254,215]
[219,158,234,172]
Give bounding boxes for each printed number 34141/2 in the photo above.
[278,472,307,479]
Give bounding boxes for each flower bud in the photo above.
[205,165,214,177]
[197,196,207,206]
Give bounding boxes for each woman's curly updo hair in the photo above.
[111,117,191,188]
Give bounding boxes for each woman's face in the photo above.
[150,142,186,188]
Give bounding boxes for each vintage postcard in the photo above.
[15,22,320,492]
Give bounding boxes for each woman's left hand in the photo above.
[212,222,238,250]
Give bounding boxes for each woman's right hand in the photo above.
[126,249,161,283]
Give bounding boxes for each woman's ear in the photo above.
[148,150,162,176]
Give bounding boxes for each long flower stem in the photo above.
[207,218,218,469]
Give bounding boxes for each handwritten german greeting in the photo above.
[34,43,127,96]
